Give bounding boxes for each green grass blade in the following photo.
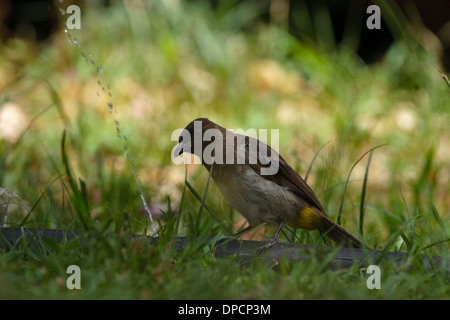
[79,178,89,213]
[337,144,386,225]
[420,238,450,251]
[175,165,189,234]
[359,149,374,238]
[60,130,92,231]
[18,173,65,227]
[430,205,447,235]
[304,141,329,183]
[193,164,214,237]
[185,180,221,225]
[374,226,407,265]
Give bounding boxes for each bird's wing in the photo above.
[240,135,326,212]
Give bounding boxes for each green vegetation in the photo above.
[0,0,448,299]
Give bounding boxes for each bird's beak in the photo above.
[174,141,190,157]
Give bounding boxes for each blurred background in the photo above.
[0,0,449,247]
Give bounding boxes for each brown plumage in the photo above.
[174,118,363,251]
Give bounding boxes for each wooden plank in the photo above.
[0,228,84,250]
[1,228,448,273]
[210,237,448,272]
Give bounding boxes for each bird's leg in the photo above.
[256,222,285,254]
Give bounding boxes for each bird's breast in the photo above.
[211,165,300,227]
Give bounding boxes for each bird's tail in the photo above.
[317,214,363,249]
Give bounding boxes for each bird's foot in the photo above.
[256,237,278,254]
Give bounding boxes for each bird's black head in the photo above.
[173,118,219,158]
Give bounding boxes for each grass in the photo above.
[0,0,449,299]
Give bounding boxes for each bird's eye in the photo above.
[178,136,182,143]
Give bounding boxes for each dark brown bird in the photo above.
[173,118,363,251]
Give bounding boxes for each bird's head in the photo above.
[173,118,221,159]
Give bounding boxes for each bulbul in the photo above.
[174,118,363,251]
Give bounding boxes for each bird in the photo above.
[173,118,363,252]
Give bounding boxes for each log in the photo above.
[0,228,448,273]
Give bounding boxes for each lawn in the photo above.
[0,0,448,300]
